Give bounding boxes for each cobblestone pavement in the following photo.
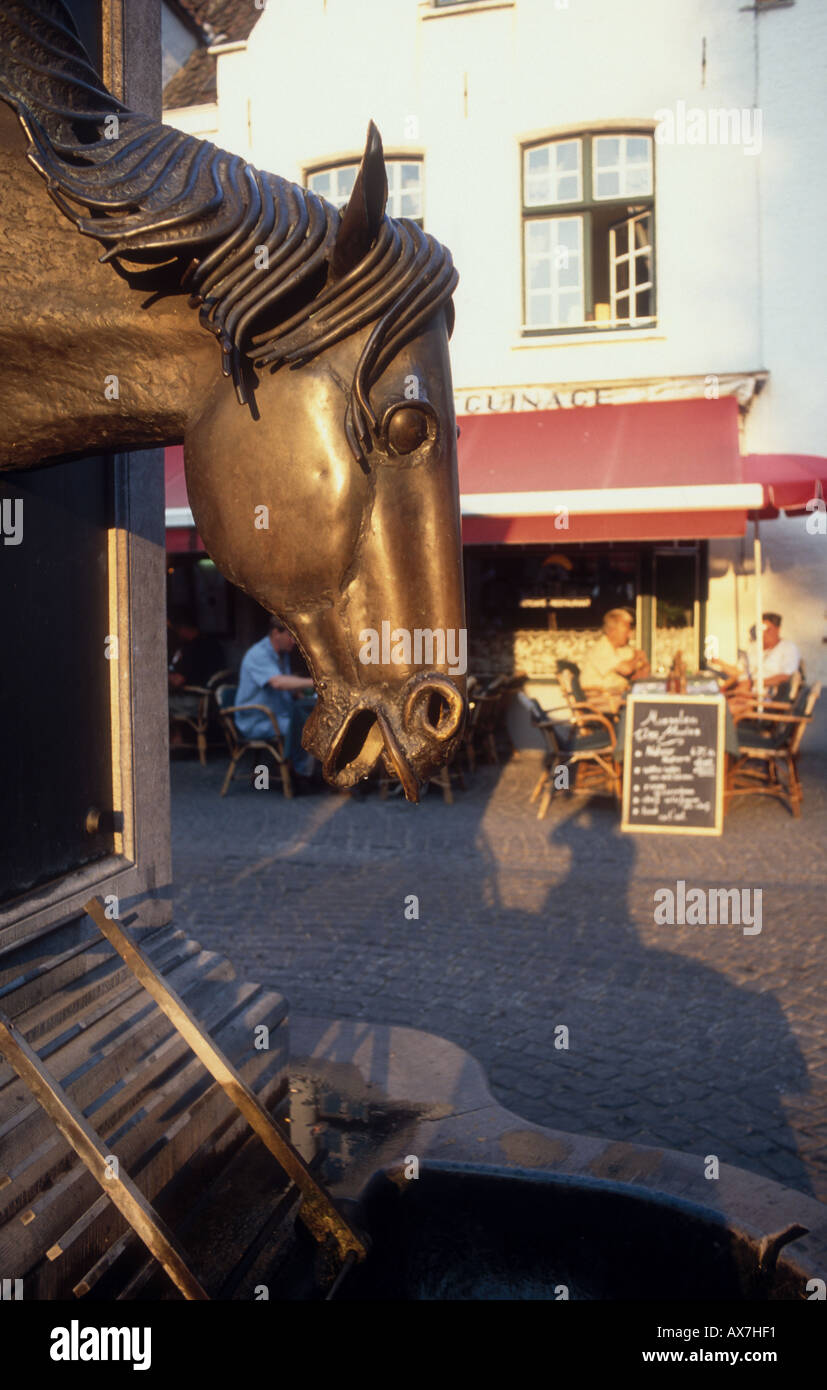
[169,748,827,1202]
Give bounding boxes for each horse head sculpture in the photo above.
[0,0,466,800]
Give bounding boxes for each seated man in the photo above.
[234,618,317,779]
[579,608,650,712]
[715,612,801,710]
[746,612,801,696]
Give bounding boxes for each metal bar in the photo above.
[83,899,366,1264]
[0,1010,208,1301]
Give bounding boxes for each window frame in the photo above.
[305,154,426,227]
[520,128,657,336]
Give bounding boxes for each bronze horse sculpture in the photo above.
[0,0,466,800]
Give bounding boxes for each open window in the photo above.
[522,131,655,333]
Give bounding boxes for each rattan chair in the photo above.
[214,683,294,798]
[461,673,525,771]
[169,667,234,765]
[727,682,821,817]
[519,690,620,819]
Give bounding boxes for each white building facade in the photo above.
[164,0,827,736]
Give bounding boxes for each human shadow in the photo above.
[170,752,817,1199]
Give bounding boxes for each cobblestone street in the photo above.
[169,750,826,1203]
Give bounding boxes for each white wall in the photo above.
[743,0,827,456]
[215,0,775,393]
[166,0,827,735]
[163,101,218,142]
[710,0,827,740]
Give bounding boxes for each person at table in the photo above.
[579,609,650,712]
[168,606,226,745]
[714,612,801,703]
[234,617,317,779]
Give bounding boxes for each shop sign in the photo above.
[455,373,763,416]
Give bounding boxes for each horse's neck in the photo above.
[0,104,216,468]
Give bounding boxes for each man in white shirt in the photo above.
[579,608,650,711]
[714,612,801,712]
[745,613,801,693]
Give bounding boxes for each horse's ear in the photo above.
[330,120,388,279]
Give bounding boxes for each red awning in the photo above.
[742,453,827,513]
[165,444,188,510]
[166,403,823,551]
[164,446,204,553]
[457,396,761,543]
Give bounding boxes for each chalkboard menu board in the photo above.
[621,694,726,836]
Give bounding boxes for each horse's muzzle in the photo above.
[312,673,466,802]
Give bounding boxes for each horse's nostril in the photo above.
[331,709,383,777]
[404,677,464,742]
[425,690,452,736]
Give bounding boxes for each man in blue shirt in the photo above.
[234,618,316,778]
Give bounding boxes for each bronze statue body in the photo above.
[0,0,466,800]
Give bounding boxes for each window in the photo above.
[522,131,655,332]
[307,158,424,225]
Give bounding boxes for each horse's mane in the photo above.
[0,0,458,459]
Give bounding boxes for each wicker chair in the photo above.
[214,683,293,798]
[461,673,525,771]
[519,690,620,819]
[169,667,234,766]
[727,682,821,818]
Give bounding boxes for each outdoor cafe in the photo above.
[164,391,826,829]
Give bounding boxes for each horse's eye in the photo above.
[387,406,430,455]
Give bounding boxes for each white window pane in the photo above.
[309,164,358,209]
[525,175,550,206]
[552,139,581,201]
[555,140,579,171]
[400,192,421,217]
[626,168,651,195]
[596,170,620,198]
[557,256,580,287]
[594,134,653,198]
[401,163,419,188]
[529,259,552,290]
[555,217,581,250]
[524,139,581,206]
[558,292,581,325]
[526,221,552,252]
[528,292,553,325]
[595,137,619,168]
[335,167,357,202]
